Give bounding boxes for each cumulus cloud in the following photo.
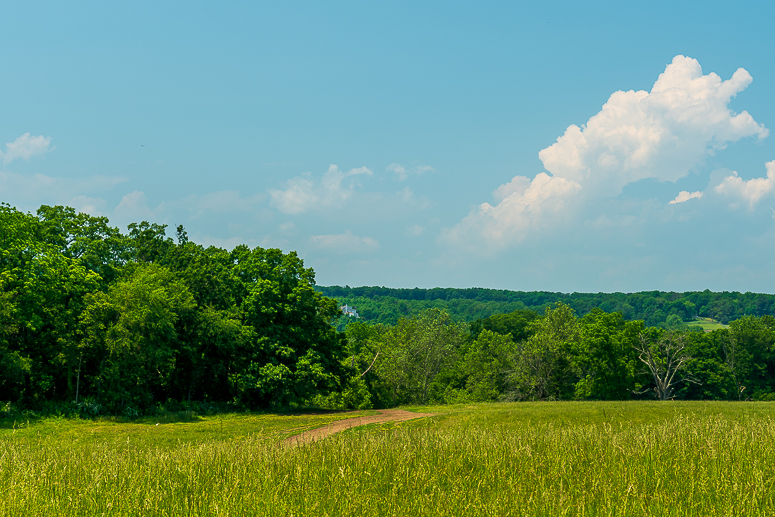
[1,133,53,164]
[539,55,767,196]
[444,55,768,251]
[309,230,379,253]
[269,164,372,214]
[669,191,703,204]
[441,172,582,251]
[715,160,775,209]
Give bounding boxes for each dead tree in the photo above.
[634,332,697,400]
[720,335,746,400]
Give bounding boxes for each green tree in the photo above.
[36,204,128,285]
[227,246,345,408]
[81,264,196,411]
[572,310,641,400]
[509,303,579,400]
[683,330,736,400]
[369,309,466,405]
[1,204,101,404]
[725,316,775,399]
[470,309,538,342]
[460,329,516,402]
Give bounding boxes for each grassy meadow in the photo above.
[2,402,775,516]
[689,317,728,331]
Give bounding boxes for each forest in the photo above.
[318,285,775,327]
[1,203,346,415]
[2,203,775,416]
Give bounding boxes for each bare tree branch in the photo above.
[360,351,380,378]
[634,332,698,400]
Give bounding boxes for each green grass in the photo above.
[0,409,374,448]
[689,317,728,331]
[2,402,775,515]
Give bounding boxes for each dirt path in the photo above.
[284,409,436,445]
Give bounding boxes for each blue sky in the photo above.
[3,1,775,292]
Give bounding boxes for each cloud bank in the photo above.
[444,55,769,251]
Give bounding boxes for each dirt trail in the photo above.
[284,409,436,445]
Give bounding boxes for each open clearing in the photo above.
[690,317,728,331]
[2,401,775,516]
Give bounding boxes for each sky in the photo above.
[2,1,775,293]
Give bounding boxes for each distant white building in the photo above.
[340,304,359,318]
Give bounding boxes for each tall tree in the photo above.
[460,329,516,402]
[1,204,101,404]
[368,309,466,405]
[509,303,579,400]
[81,264,196,410]
[634,331,696,400]
[227,246,346,408]
[572,310,641,400]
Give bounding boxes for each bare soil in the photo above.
[284,409,437,445]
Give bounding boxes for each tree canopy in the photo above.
[0,203,346,413]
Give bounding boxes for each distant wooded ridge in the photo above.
[317,285,775,327]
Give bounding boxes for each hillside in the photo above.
[317,285,775,327]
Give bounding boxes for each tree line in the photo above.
[2,203,775,417]
[318,285,775,327]
[344,306,775,407]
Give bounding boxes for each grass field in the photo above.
[2,402,775,516]
[689,317,728,331]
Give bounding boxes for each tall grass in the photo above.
[1,403,774,516]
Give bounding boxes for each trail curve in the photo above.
[284,409,436,445]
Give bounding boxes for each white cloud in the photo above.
[0,170,126,213]
[387,163,407,181]
[539,55,767,196]
[398,186,414,203]
[269,164,372,214]
[1,133,53,164]
[167,190,265,217]
[387,163,435,181]
[309,230,379,253]
[669,191,703,204]
[444,55,768,252]
[406,224,424,236]
[69,195,108,216]
[441,172,582,252]
[115,191,155,222]
[715,160,775,209]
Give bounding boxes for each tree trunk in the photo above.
[75,354,82,403]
